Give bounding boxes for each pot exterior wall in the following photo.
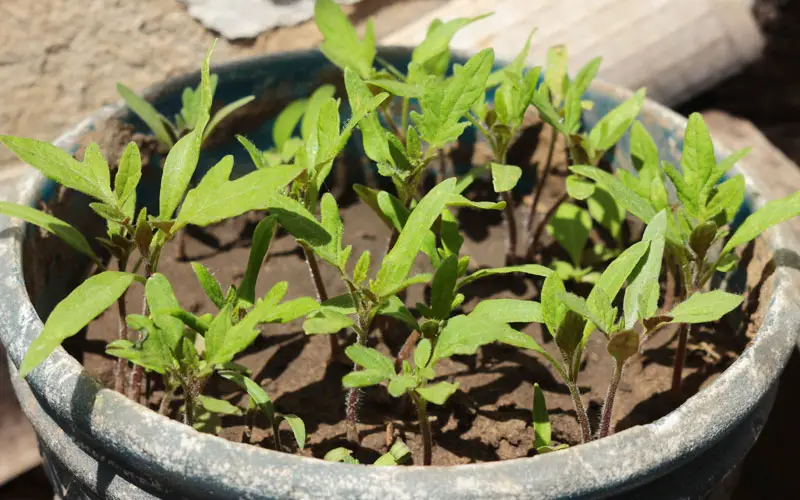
[2,48,798,500]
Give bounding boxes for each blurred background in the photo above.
[0,0,797,498]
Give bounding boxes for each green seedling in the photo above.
[571,112,800,395]
[532,383,568,454]
[117,70,254,150]
[324,439,412,465]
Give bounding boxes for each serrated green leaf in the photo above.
[116,84,173,147]
[587,88,645,155]
[411,15,490,69]
[532,383,551,448]
[315,0,375,78]
[239,215,278,305]
[191,262,225,309]
[704,147,751,200]
[416,381,459,405]
[158,127,204,219]
[490,163,522,193]
[20,272,137,376]
[0,136,115,204]
[681,112,716,194]
[177,164,303,228]
[236,135,266,169]
[0,202,99,262]
[547,203,591,267]
[572,57,602,96]
[412,49,494,149]
[722,190,800,256]
[623,210,667,328]
[373,179,457,297]
[353,250,371,284]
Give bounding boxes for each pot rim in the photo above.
[2,47,799,499]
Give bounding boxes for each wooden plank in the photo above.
[382,0,763,106]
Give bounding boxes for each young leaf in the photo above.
[315,193,345,270]
[587,186,625,241]
[704,175,744,223]
[547,203,591,267]
[345,345,395,377]
[680,112,716,194]
[607,329,639,363]
[587,88,645,155]
[411,49,494,149]
[377,296,420,332]
[259,297,320,324]
[176,163,304,229]
[704,147,751,198]
[572,57,602,96]
[203,96,256,142]
[545,45,568,106]
[570,165,656,224]
[0,136,115,205]
[411,15,490,69]
[541,273,568,337]
[353,250,371,285]
[114,142,142,208]
[303,309,354,335]
[372,179,457,297]
[565,175,595,201]
[219,372,274,422]
[416,381,459,405]
[325,448,360,464]
[532,383,551,449]
[315,0,376,78]
[374,440,412,466]
[429,256,459,320]
[281,414,307,449]
[456,264,551,289]
[116,83,174,147]
[239,215,278,305]
[669,291,743,324]
[20,272,137,376]
[145,274,185,349]
[272,98,308,149]
[0,202,99,262]
[191,262,225,309]
[237,135,266,170]
[623,210,667,328]
[414,339,433,369]
[343,369,389,388]
[722,190,800,256]
[301,85,337,142]
[470,299,543,324]
[630,121,660,182]
[490,163,523,193]
[198,395,242,416]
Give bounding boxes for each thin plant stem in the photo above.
[346,313,369,444]
[184,387,194,426]
[671,323,695,398]
[567,382,592,443]
[528,192,568,260]
[244,404,255,445]
[395,330,420,371]
[272,420,283,452]
[598,360,623,438]
[412,392,433,465]
[129,259,155,402]
[114,256,129,395]
[524,127,558,247]
[379,105,403,141]
[301,244,344,362]
[502,191,518,264]
[401,97,409,133]
[158,388,172,416]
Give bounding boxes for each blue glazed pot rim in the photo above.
[2,47,799,499]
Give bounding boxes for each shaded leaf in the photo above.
[669,291,743,324]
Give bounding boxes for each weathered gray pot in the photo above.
[1,48,799,500]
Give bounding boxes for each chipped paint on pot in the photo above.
[1,48,799,499]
